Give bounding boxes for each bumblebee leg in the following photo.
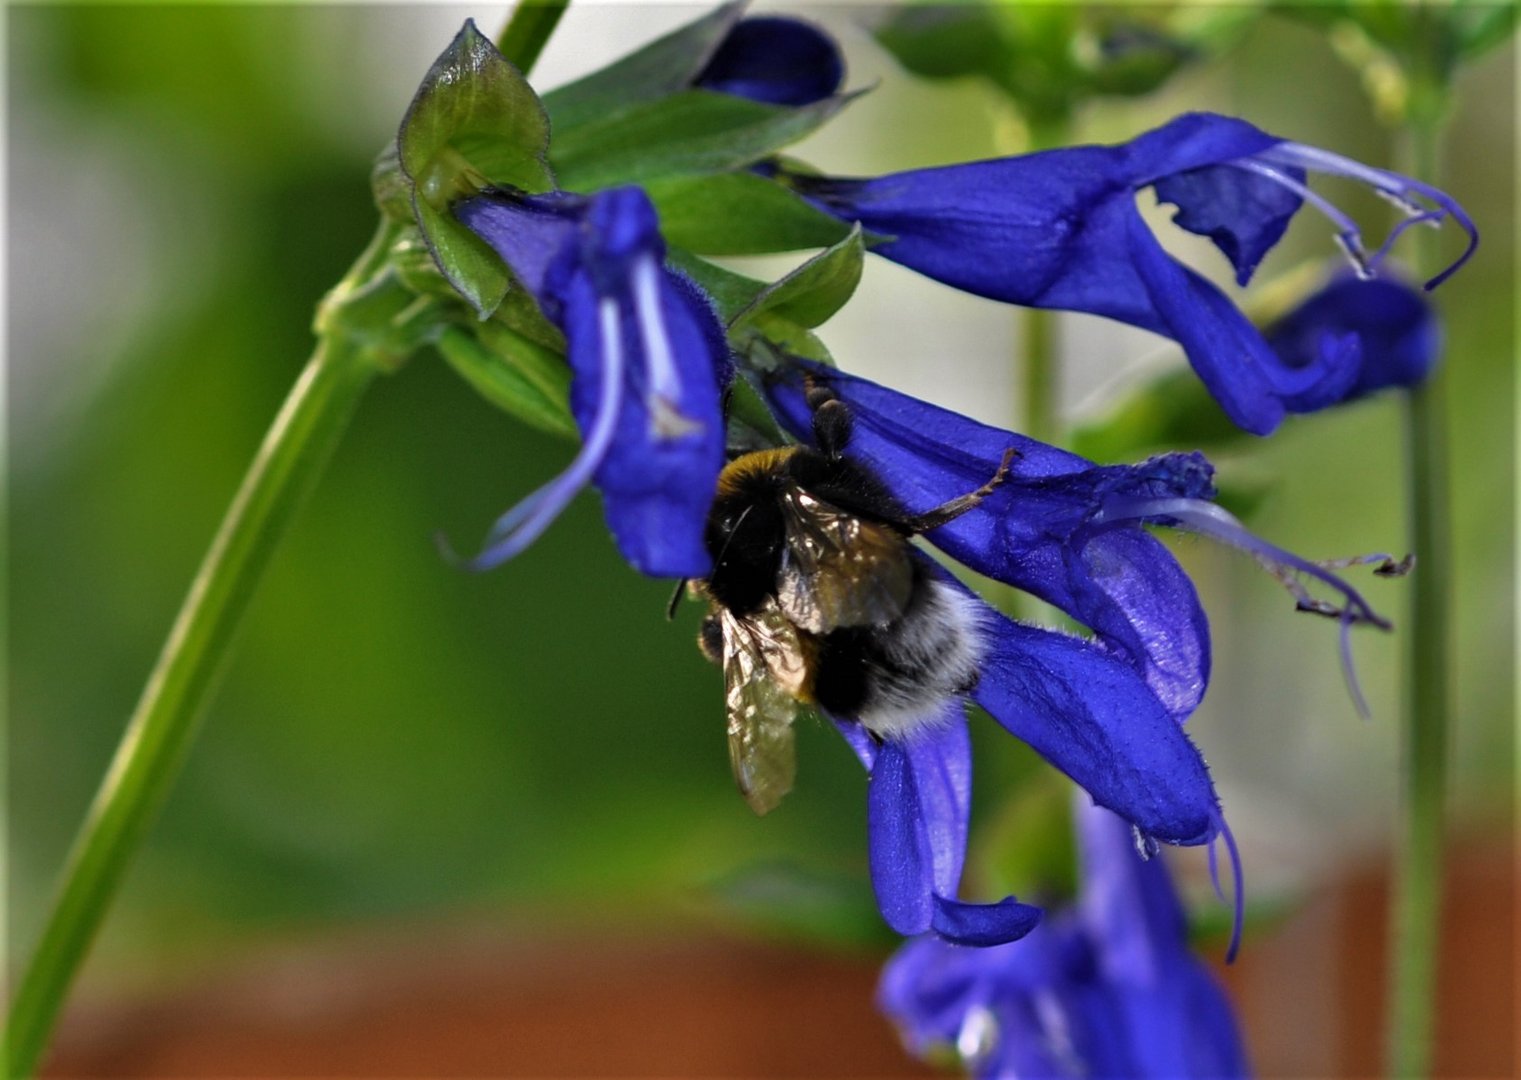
[902,447,1018,533]
[698,615,724,665]
[802,374,854,459]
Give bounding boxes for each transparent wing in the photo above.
[721,603,806,816]
[776,488,913,633]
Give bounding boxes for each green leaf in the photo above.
[1454,1,1518,62]
[1069,368,1251,462]
[551,89,860,193]
[732,225,865,330]
[875,5,1006,82]
[665,248,768,324]
[397,20,555,318]
[644,171,853,256]
[542,2,746,134]
[435,323,576,440]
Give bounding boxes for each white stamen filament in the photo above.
[1255,143,1478,289]
[632,256,702,440]
[1229,159,1373,278]
[1094,495,1393,717]
[458,298,627,569]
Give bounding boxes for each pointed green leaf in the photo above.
[732,225,864,330]
[551,89,861,193]
[644,171,853,255]
[665,247,768,324]
[542,2,746,133]
[397,20,555,319]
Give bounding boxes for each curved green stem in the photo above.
[1386,114,1451,1080]
[5,8,570,1072]
[4,322,381,1080]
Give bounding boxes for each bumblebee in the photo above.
[692,379,1013,814]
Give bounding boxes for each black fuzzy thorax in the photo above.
[704,446,912,618]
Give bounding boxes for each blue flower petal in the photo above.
[694,16,844,106]
[1155,161,1305,287]
[867,737,936,934]
[456,186,727,577]
[866,716,1041,946]
[931,895,1044,948]
[967,597,1220,847]
[1267,275,1440,405]
[767,365,1212,721]
[454,189,584,299]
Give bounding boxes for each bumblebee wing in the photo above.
[776,488,913,633]
[720,605,805,816]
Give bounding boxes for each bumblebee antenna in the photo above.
[666,578,688,620]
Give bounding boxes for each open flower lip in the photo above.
[453,185,728,578]
[773,111,1477,435]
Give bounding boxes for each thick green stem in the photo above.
[496,0,570,75]
[1385,110,1450,1080]
[4,329,380,1080]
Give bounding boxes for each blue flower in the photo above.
[767,361,1400,718]
[775,111,1476,435]
[1266,274,1440,408]
[453,186,728,577]
[826,571,1232,948]
[879,801,1251,1080]
[694,15,844,106]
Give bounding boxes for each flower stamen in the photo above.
[1229,159,1374,279]
[632,256,702,440]
[1255,143,1479,289]
[1093,495,1397,716]
[443,297,627,571]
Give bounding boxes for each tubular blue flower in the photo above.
[453,186,728,577]
[693,15,844,106]
[1266,274,1440,408]
[773,111,1476,435]
[816,547,1232,949]
[880,802,1251,1080]
[767,361,1401,718]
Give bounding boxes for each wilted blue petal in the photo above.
[768,364,1212,721]
[1267,275,1440,405]
[455,186,727,577]
[782,111,1474,434]
[694,16,844,106]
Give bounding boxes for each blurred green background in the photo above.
[7,4,1514,1076]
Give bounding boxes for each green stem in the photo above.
[5,7,572,1071]
[1021,307,1058,448]
[4,323,381,1080]
[496,0,570,75]
[1385,110,1450,1080]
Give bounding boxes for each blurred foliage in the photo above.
[7,4,1515,1000]
[874,1,1260,142]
